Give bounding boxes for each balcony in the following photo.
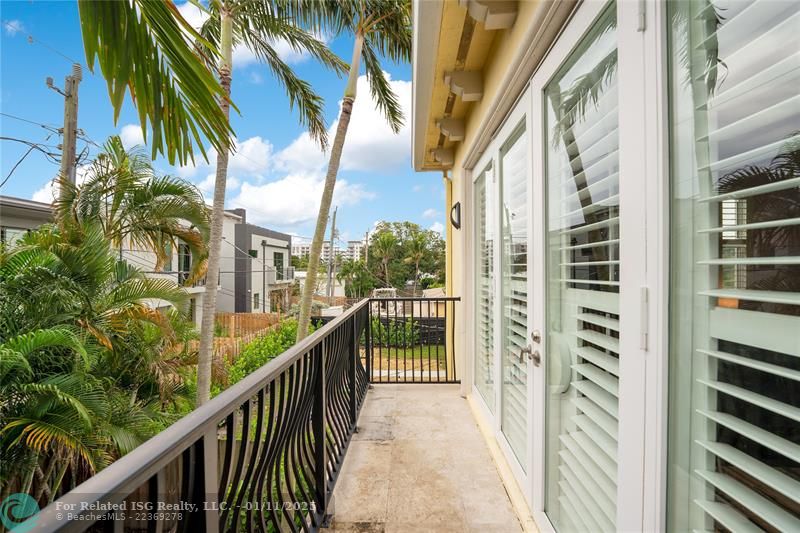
[29,297,522,532]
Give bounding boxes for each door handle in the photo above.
[532,329,542,344]
[519,345,532,363]
[530,349,541,367]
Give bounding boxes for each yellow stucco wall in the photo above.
[440,0,543,387]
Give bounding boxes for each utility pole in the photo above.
[327,207,337,304]
[364,231,369,262]
[49,63,82,199]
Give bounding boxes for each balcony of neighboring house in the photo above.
[32,296,525,533]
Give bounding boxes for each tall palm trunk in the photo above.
[196,8,233,406]
[297,32,364,341]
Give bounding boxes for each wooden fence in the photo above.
[214,312,280,338]
[187,313,282,369]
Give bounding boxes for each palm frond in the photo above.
[78,0,233,165]
[362,42,403,132]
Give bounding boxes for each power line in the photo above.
[0,112,61,133]
[7,24,83,65]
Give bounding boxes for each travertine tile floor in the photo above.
[329,384,522,532]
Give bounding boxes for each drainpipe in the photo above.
[261,240,267,313]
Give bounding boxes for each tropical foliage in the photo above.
[295,0,413,340]
[225,319,315,386]
[193,0,346,406]
[78,0,232,165]
[0,222,197,504]
[54,136,210,284]
[332,222,445,298]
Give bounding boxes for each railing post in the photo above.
[203,430,220,532]
[312,341,329,526]
[365,302,372,385]
[349,315,357,428]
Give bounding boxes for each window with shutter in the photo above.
[667,0,800,531]
[543,6,619,531]
[474,166,496,411]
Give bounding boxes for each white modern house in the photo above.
[223,208,294,314]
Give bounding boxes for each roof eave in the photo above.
[412,0,444,172]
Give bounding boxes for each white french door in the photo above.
[528,1,656,531]
[471,88,535,501]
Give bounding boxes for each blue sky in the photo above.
[0,1,445,243]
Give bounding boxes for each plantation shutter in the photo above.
[500,124,529,469]
[667,0,800,531]
[474,168,496,410]
[544,6,619,532]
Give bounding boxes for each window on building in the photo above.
[0,227,27,246]
[178,243,191,283]
[162,241,173,272]
[274,252,284,280]
[253,293,260,310]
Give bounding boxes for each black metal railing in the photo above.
[31,300,371,532]
[365,297,460,384]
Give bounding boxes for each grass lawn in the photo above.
[362,344,448,372]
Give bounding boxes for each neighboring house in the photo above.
[0,195,209,328]
[224,208,294,314]
[0,195,53,245]
[413,1,798,532]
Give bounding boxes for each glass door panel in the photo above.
[500,123,530,470]
[666,0,800,531]
[543,5,619,531]
[474,165,496,411]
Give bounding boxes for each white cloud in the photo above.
[3,20,25,36]
[422,208,440,219]
[196,174,241,201]
[229,173,374,226]
[178,136,273,179]
[120,124,145,149]
[274,73,411,174]
[429,222,445,235]
[175,2,208,32]
[412,184,423,193]
[175,2,315,68]
[249,71,264,84]
[31,164,91,203]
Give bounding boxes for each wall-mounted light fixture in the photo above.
[450,201,461,230]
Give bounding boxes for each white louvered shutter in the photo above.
[667,0,800,531]
[544,7,619,532]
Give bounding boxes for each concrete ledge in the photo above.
[466,393,539,533]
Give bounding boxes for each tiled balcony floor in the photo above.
[329,384,522,532]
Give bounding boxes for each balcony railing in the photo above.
[266,267,295,284]
[31,301,371,532]
[28,297,459,532]
[366,296,460,383]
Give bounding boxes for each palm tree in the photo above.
[403,231,427,295]
[194,0,347,406]
[372,231,397,286]
[54,136,210,284]
[77,0,232,166]
[294,0,413,341]
[0,223,191,502]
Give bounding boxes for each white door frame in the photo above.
[527,0,667,530]
[616,1,669,530]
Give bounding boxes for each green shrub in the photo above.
[227,319,316,386]
[370,316,418,347]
